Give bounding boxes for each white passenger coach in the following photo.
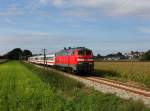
[28,54,55,66]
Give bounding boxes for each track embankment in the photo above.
[0,59,8,64]
[26,62,150,108]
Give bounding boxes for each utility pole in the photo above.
[43,48,47,69]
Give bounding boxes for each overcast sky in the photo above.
[0,0,150,55]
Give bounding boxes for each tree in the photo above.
[141,50,150,60]
[116,52,122,56]
[4,48,22,60]
[22,50,32,60]
[97,54,103,58]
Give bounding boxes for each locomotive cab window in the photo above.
[78,50,92,56]
[86,50,92,55]
[78,50,85,56]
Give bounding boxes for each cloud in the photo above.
[0,31,78,46]
[49,0,150,17]
[1,0,150,18]
[0,32,49,42]
[23,32,50,36]
[0,4,23,16]
[52,0,64,6]
[39,0,49,4]
[63,10,90,17]
[138,27,150,34]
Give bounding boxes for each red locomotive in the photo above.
[55,47,94,73]
[28,47,94,74]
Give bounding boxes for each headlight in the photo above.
[77,58,84,61]
[88,59,93,61]
[77,58,93,62]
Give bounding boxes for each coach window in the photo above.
[47,57,53,60]
[50,57,52,60]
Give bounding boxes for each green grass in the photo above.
[95,62,150,88]
[0,61,149,111]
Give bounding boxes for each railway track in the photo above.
[53,67,150,97]
[84,76,150,97]
[66,74,150,107]
[63,73,150,98]
[26,62,150,107]
[51,69,150,107]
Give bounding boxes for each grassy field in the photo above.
[95,62,150,88]
[0,61,149,111]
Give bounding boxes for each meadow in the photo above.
[0,61,149,111]
[95,62,150,88]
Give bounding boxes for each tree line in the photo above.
[0,48,150,61]
[0,48,32,60]
[141,50,150,60]
[95,50,150,61]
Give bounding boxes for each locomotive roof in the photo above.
[56,47,91,54]
[70,47,90,50]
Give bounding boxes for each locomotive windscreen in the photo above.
[78,50,92,56]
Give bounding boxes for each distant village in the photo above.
[95,51,146,61]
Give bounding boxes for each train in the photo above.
[28,47,94,74]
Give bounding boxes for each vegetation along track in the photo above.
[30,62,150,107]
[68,74,150,107]
[3,61,149,111]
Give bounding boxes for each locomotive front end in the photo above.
[77,49,94,74]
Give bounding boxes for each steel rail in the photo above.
[26,61,150,98]
[84,77,150,97]
[90,76,150,91]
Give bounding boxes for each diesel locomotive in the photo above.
[28,47,94,74]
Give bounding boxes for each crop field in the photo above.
[0,61,149,111]
[95,62,150,88]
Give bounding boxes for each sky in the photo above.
[0,0,150,55]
